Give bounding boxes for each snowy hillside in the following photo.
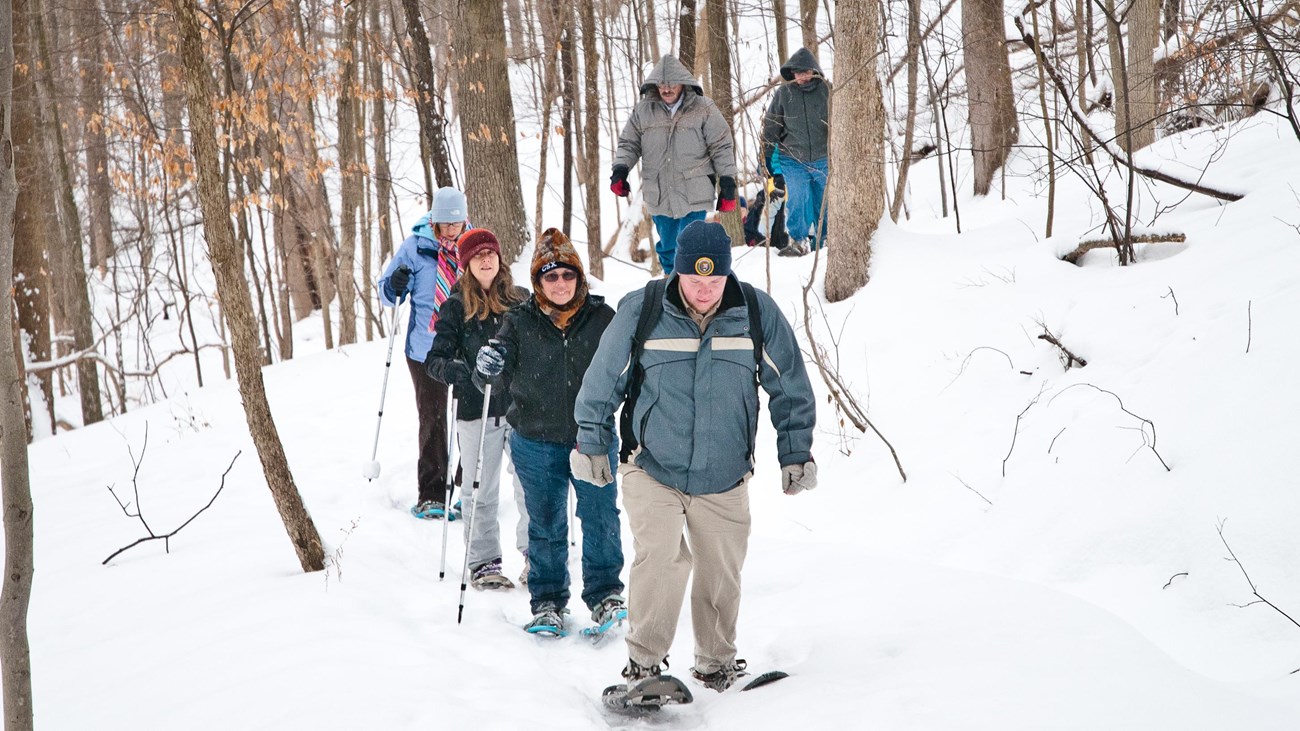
[19,97,1300,729]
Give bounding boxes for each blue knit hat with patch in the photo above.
[674,221,731,277]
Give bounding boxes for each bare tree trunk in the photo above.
[533,1,560,244]
[962,0,1018,195]
[167,0,326,572]
[560,17,576,237]
[80,0,113,274]
[643,0,661,60]
[368,0,394,265]
[1119,0,1159,151]
[504,0,526,58]
[890,0,921,222]
[34,0,102,424]
[336,4,361,346]
[679,0,697,71]
[695,2,710,95]
[0,0,35,723]
[800,0,818,59]
[773,0,789,63]
[706,0,734,132]
[454,0,531,262]
[825,0,884,303]
[1030,1,1056,237]
[400,0,454,195]
[12,0,53,435]
[580,0,603,278]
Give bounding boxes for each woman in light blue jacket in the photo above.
[378,187,470,520]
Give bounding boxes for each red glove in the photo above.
[610,166,631,197]
[716,176,737,212]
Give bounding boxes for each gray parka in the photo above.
[574,275,815,496]
[760,48,831,170]
[614,55,739,219]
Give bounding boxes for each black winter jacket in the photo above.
[424,285,527,421]
[484,294,615,444]
[760,48,831,169]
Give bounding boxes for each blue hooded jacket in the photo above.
[378,213,468,362]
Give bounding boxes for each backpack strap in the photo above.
[740,282,765,386]
[618,278,668,464]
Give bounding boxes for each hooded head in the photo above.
[530,228,588,326]
[780,47,824,82]
[639,55,705,99]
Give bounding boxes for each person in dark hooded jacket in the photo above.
[611,55,739,275]
[424,229,530,589]
[760,48,830,257]
[473,229,626,636]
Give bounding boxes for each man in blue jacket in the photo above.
[572,221,817,702]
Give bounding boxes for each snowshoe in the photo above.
[741,670,790,691]
[603,675,693,712]
[470,559,514,591]
[690,659,749,692]
[524,605,568,638]
[410,500,457,521]
[581,594,628,640]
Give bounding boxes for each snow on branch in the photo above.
[1013,17,1245,203]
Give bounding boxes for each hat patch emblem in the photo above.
[694,257,715,276]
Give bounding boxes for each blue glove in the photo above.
[475,342,506,378]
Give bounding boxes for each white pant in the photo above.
[457,417,529,568]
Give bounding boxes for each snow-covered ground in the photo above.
[20,99,1300,729]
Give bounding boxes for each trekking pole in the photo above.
[568,486,576,546]
[363,304,404,480]
[439,386,459,581]
[458,383,493,624]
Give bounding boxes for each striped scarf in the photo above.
[427,233,461,332]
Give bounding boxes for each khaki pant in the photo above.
[621,463,751,674]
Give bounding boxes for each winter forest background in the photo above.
[2,0,1299,728]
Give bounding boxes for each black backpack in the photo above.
[617,278,765,464]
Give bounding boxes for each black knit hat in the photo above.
[674,221,731,277]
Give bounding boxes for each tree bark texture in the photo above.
[962,0,1019,196]
[890,0,921,222]
[368,0,394,264]
[399,0,454,195]
[679,0,697,72]
[12,0,53,434]
[1,0,36,723]
[580,0,603,278]
[167,0,326,573]
[336,5,360,346]
[259,4,337,323]
[1116,0,1159,151]
[800,0,818,59]
[453,0,531,263]
[34,0,102,424]
[825,0,885,303]
[773,0,789,63]
[78,0,113,275]
[706,0,734,132]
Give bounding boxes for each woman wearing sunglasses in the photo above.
[474,228,626,637]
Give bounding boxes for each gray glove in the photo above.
[781,461,818,495]
[475,343,506,378]
[570,449,614,486]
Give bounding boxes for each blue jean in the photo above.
[652,210,707,275]
[509,433,624,614]
[778,153,828,248]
